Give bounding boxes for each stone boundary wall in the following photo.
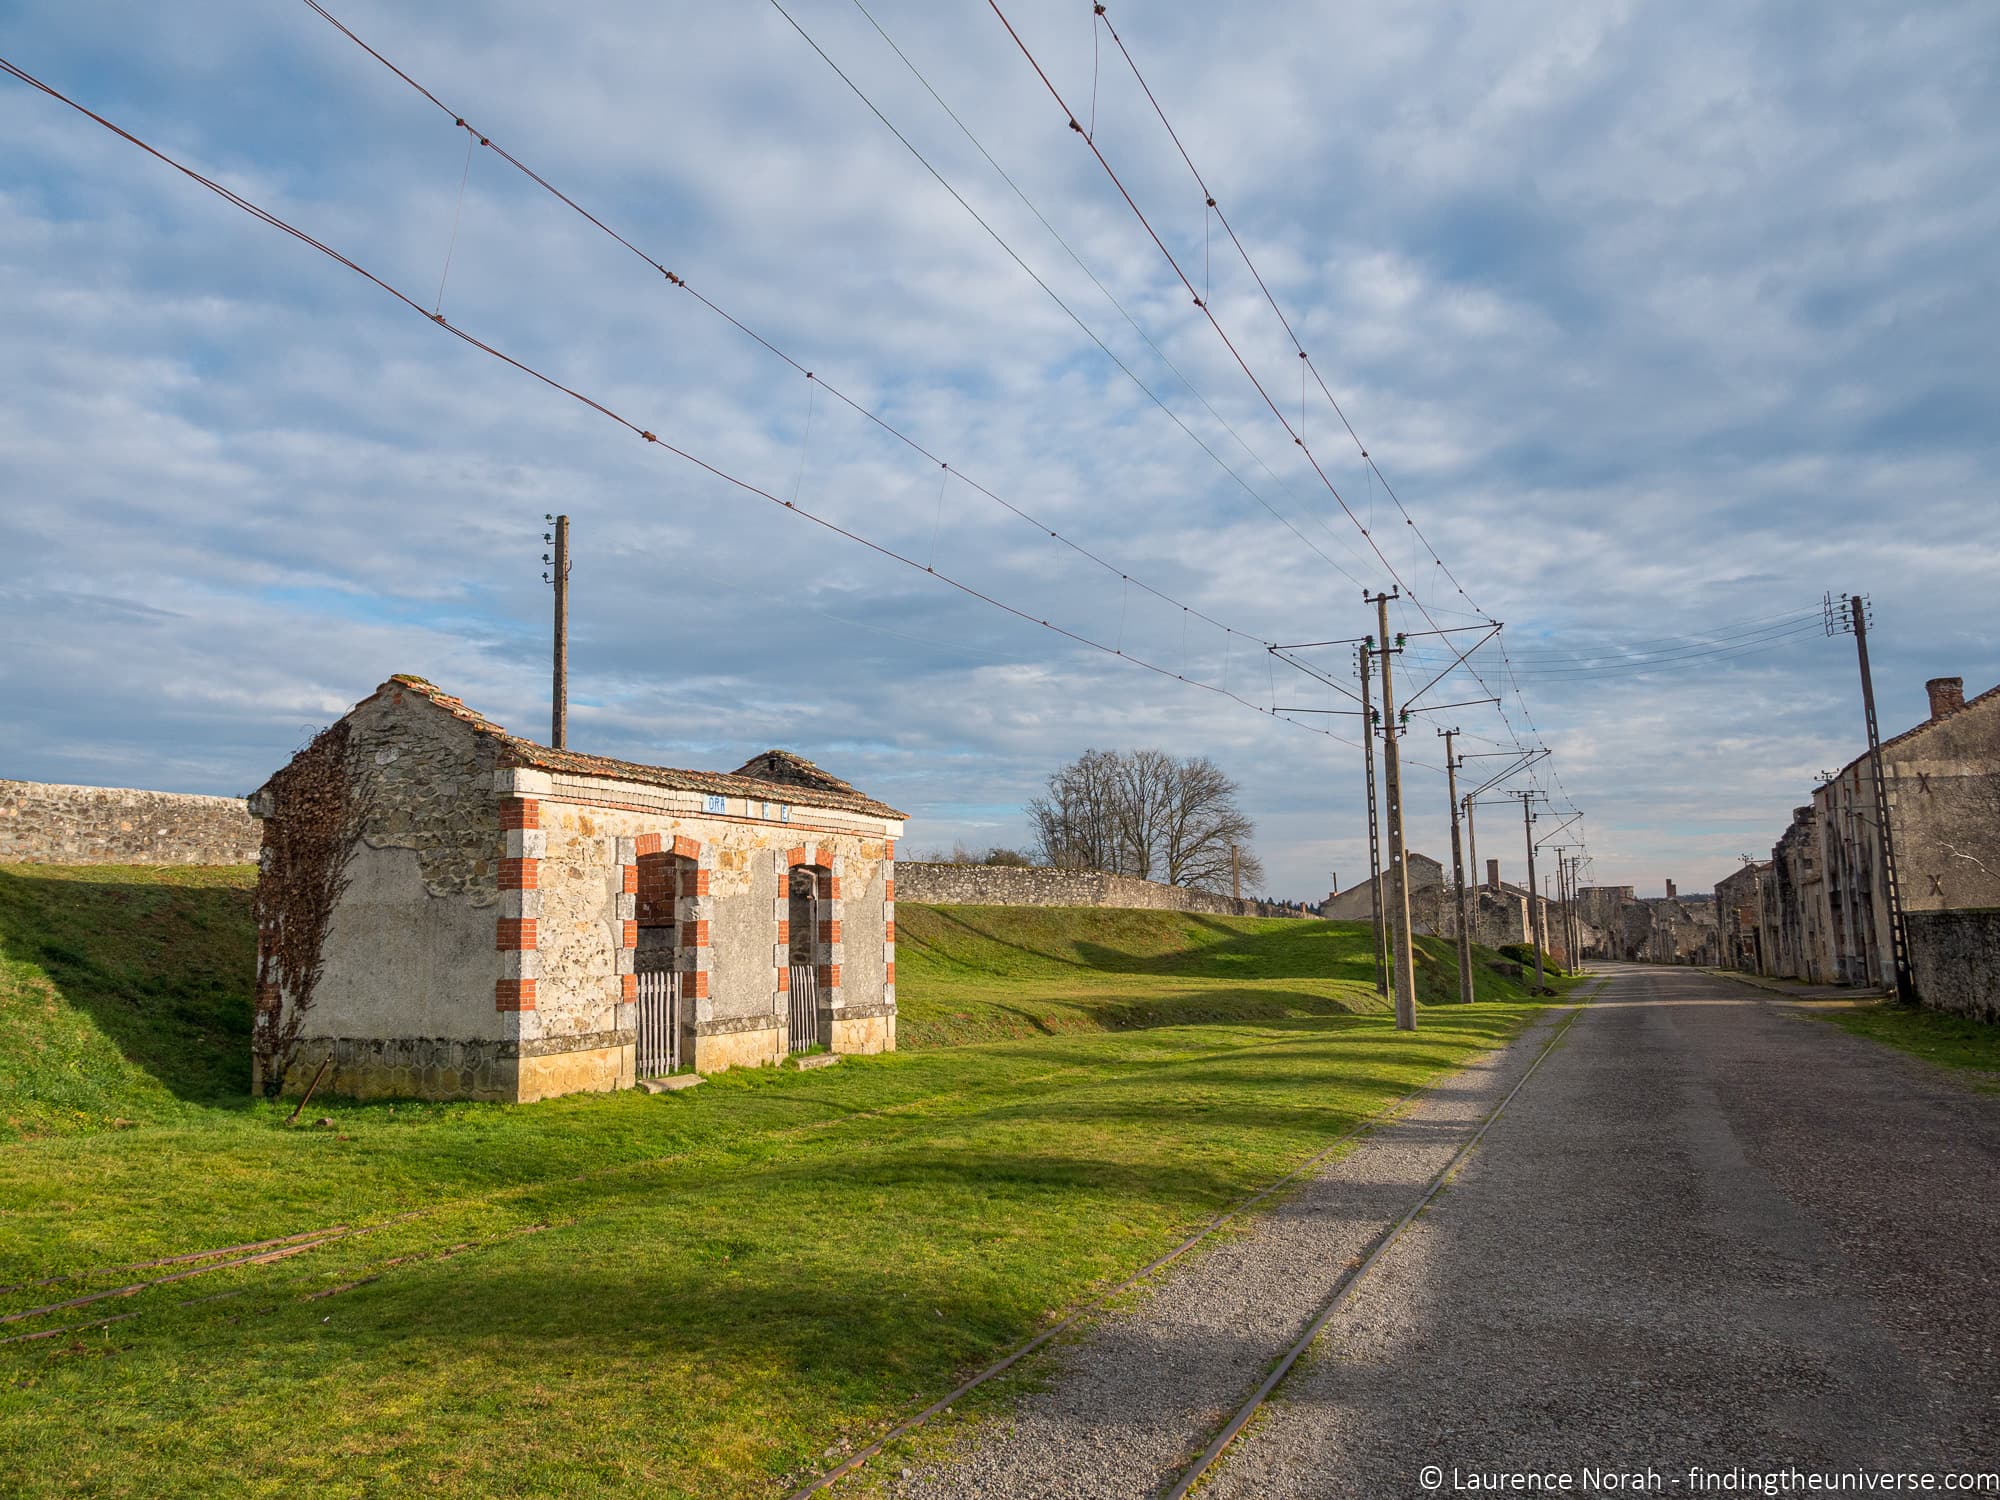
[895,862,1310,919]
[0,778,260,865]
[1907,908,2000,1022]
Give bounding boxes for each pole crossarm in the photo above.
[1268,646,1365,705]
[1398,623,1502,710]
[1404,696,1502,715]
[1402,623,1504,638]
[1468,748,1548,801]
[1535,812,1583,848]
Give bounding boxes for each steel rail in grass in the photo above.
[786,989,1601,1497]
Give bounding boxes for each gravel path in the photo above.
[886,1003,1578,1500]
[1203,963,2000,1498]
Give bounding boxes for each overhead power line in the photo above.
[1407,612,1826,677]
[757,0,1373,592]
[1493,605,1823,660]
[296,0,1285,661]
[1093,7,1486,614]
[837,0,1381,587]
[981,0,1535,772]
[0,50,1362,754]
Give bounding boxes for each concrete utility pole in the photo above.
[1463,795,1479,914]
[1572,857,1588,969]
[1357,644,1389,997]
[1514,790,1546,990]
[546,513,571,749]
[1832,593,1916,1004]
[1368,591,1417,1031]
[1564,855,1582,969]
[1440,728,1474,1004]
[1557,851,1582,971]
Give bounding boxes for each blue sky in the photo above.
[3,0,1995,899]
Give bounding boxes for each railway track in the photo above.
[1159,1000,1587,1498]
[791,993,1594,1499]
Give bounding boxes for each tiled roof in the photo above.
[383,676,907,821]
[1839,678,2000,773]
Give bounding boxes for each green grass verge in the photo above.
[896,902,1557,1046]
[0,864,256,1138]
[1816,998,2000,1083]
[0,864,1566,1497]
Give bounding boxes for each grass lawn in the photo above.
[1816,997,2000,1084]
[895,902,1544,1046]
[0,864,1569,1498]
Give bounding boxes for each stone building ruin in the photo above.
[249,676,905,1102]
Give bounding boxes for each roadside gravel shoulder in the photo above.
[874,1002,1582,1500]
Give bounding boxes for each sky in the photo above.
[3,0,1996,901]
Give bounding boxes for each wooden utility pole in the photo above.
[1837,593,1916,1004]
[1357,644,1388,997]
[548,513,571,749]
[1515,791,1546,990]
[1368,591,1416,1031]
[1441,729,1474,1004]
[1231,843,1242,903]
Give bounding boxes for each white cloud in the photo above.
[2,0,1996,896]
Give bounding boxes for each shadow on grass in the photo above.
[904,905,1382,983]
[0,866,256,1111]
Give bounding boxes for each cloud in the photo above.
[3,0,1996,899]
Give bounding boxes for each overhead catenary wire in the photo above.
[1491,605,1824,661]
[982,0,1526,756]
[758,0,1375,594]
[293,0,1294,658]
[839,0,1381,587]
[1405,614,1825,676]
[0,53,1364,756]
[1084,3,1495,616]
[1478,623,1825,679]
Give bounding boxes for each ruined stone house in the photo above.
[1577,881,1719,965]
[1808,676,2000,988]
[249,676,905,1102]
[1714,861,1768,973]
[1759,806,1828,983]
[1319,852,1446,927]
[1322,853,1578,961]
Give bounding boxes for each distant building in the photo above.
[249,676,905,1103]
[1324,852,1578,962]
[1756,674,2000,1005]
[1577,881,1719,965]
[1714,862,1769,973]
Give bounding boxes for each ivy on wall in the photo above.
[252,722,372,1096]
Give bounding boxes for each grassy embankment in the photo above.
[0,863,1567,1498]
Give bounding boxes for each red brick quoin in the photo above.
[620,831,710,1006]
[496,796,542,1011]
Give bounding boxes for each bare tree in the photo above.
[1028,748,1135,876]
[1161,755,1263,893]
[1027,748,1263,894]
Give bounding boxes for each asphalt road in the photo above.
[892,964,2000,1500]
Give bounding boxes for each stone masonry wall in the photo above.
[1906,908,2000,1022]
[535,798,894,1074]
[1,778,260,865]
[897,862,1308,918]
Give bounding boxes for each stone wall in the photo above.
[1906,908,2000,1022]
[896,862,1308,919]
[0,778,260,865]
